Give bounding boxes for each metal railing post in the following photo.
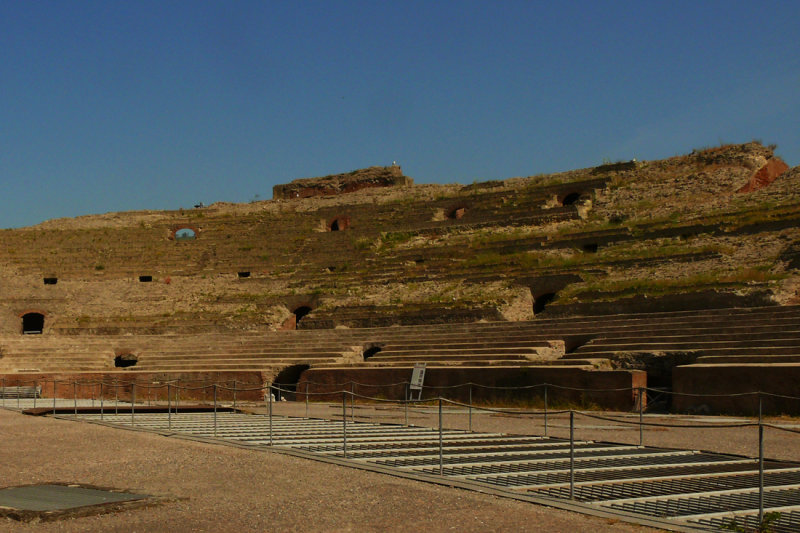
[350,382,355,422]
[100,381,104,420]
[342,391,348,459]
[569,410,575,500]
[468,383,473,433]
[232,380,237,410]
[268,384,273,446]
[758,412,764,525]
[131,382,136,426]
[213,384,218,437]
[404,389,409,427]
[115,380,119,415]
[305,382,309,418]
[758,391,763,426]
[167,383,172,429]
[439,397,444,476]
[1,377,5,407]
[33,379,37,409]
[544,384,549,437]
[639,387,644,447]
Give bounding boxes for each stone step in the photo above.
[695,354,800,364]
[310,359,599,370]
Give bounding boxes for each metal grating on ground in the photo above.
[43,410,800,532]
[0,483,151,522]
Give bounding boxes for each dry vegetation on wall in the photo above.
[0,141,798,334]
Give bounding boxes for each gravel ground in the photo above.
[3,401,799,532]
[0,408,663,533]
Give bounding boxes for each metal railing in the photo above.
[2,377,799,526]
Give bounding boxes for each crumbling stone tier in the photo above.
[1,142,799,414]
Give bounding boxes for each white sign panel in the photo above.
[410,363,426,390]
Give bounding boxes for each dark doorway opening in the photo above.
[293,306,312,326]
[114,354,138,368]
[271,364,310,401]
[43,277,58,285]
[139,276,153,283]
[363,344,384,360]
[561,192,582,206]
[22,313,44,334]
[238,271,251,278]
[328,216,350,232]
[533,293,556,315]
[447,206,467,220]
[582,243,599,253]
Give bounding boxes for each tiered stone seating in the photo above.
[1,143,798,412]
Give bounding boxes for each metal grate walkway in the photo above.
[54,410,800,532]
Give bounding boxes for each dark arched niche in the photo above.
[533,293,556,315]
[363,343,384,360]
[560,192,582,206]
[21,312,45,334]
[293,306,312,325]
[271,364,311,401]
[328,216,350,231]
[114,353,139,368]
[446,205,468,220]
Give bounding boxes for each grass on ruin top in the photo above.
[462,241,728,271]
[559,265,786,302]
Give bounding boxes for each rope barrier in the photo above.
[763,423,800,436]
[576,410,759,430]
[440,397,571,416]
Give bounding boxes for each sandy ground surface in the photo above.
[2,402,799,532]
[0,407,664,533]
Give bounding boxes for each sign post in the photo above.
[409,363,426,400]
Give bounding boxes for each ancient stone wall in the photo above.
[273,165,412,199]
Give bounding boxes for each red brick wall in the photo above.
[297,367,645,411]
[0,371,269,402]
[673,364,800,415]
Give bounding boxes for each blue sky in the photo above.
[1,1,798,228]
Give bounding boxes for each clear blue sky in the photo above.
[1,1,798,228]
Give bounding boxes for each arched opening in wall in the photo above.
[174,228,197,241]
[293,306,312,326]
[533,293,556,315]
[139,275,153,282]
[21,313,44,335]
[363,343,384,360]
[446,205,467,220]
[271,364,310,401]
[328,216,350,232]
[582,243,599,253]
[561,192,582,206]
[238,271,251,278]
[43,277,58,285]
[114,353,138,368]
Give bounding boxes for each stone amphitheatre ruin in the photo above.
[1,142,799,414]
